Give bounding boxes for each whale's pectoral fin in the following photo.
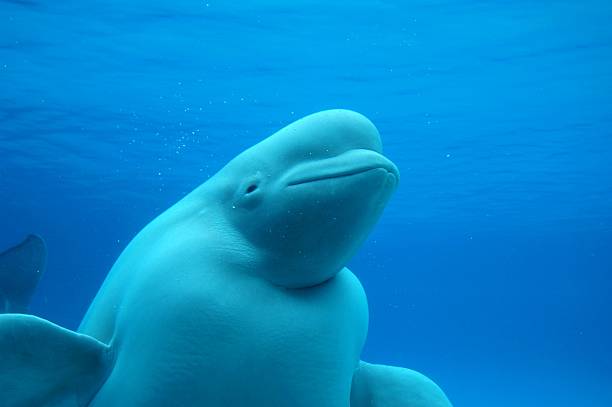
[350,361,452,407]
[0,314,113,407]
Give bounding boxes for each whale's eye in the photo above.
[245,184,258,194]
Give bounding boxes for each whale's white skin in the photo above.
[0,110,451,407]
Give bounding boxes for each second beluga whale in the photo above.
[0,109,452,406]
[0,234,47,313]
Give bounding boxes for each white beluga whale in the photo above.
[0,110,452,406]
[0,234,47,313]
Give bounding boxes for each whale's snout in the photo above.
[284,149,399,188]
[270,109,399,188]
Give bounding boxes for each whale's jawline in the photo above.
[287,166,393,187]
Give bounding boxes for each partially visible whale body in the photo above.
[0,110,452,406]
[0,234,47,313]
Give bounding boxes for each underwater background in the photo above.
[1,1,611,406]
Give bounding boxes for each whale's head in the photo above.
[201,109,399,288]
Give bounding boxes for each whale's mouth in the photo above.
[284,149,399,187]
[287,166,395,186]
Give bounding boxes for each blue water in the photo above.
[1,1,611,406]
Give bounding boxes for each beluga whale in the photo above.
[0,110,452,406]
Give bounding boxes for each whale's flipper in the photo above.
[351,361,452,407]
[0,314,113,407]
[0,234,47,313]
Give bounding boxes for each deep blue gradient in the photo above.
[1,1,611,406]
